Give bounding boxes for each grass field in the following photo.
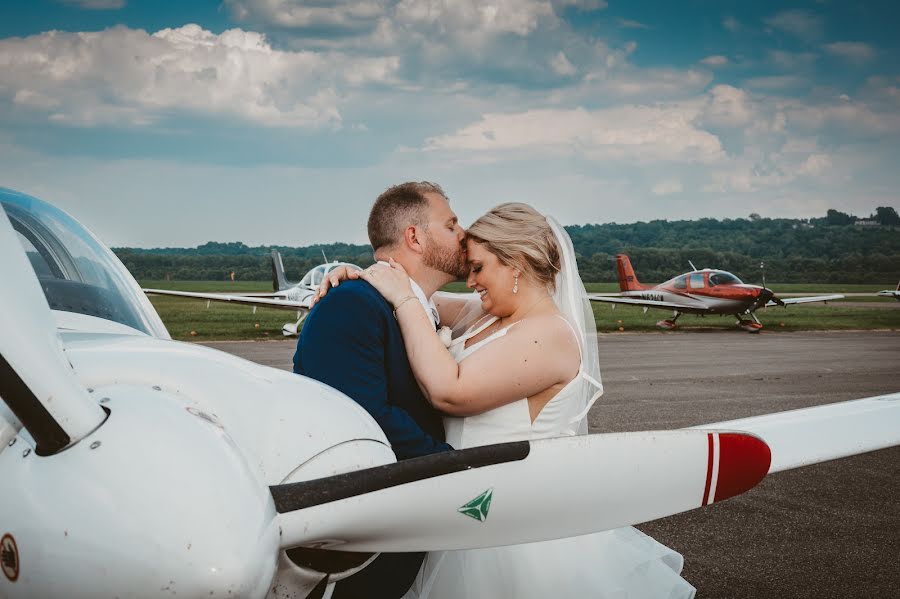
[143,280,900,341]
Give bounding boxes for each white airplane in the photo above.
[878,282,900,300]
[1,187,899,598]
[144,252,362,336]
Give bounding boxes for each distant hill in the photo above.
[117,210,900,284]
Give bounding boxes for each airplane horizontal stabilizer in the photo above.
[272,430,769,553]
[692,392,900,473]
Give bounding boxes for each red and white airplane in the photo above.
[588,255,843,333]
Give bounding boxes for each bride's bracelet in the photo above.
[393,295,418,317]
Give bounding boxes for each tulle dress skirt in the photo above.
[403,525,695,599]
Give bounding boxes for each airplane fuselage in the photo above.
[621,283,769,316]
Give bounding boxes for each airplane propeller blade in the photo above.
[755,288,783,310]
[272,430,770,553]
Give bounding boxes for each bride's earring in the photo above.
[512,272,519,294]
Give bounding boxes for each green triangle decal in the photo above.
[458,488,493,522]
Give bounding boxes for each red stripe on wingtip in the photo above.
[702,433,714,506]
[713,433,772,503]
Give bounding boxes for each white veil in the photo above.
[547,217,604,435]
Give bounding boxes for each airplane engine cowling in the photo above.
[273,438,395,588]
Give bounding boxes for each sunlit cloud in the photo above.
[425,105,726,165]
[57,0,125,9]
[764,10,824,41]
[0,25,401,127]
[722,16,741,33]
[824,42,876,63]
[700,55,728,67]
[652,179,683,195]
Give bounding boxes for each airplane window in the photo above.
[17,231,58,278]
[310,267,325,287]
[673,275,687,289]
[689,273,705,289]
[1,189,169,338]
[709,272,742,286]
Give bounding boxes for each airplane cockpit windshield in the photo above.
[708,271,743,286]
[300,263,362,288]
[301,265,327,288]
[1,188,169,338]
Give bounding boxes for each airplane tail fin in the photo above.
[616,254,646,292]
[271,251,291,292]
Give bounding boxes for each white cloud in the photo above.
[58,0,125,9]
[765,10,824,41]
[618,19,649,30]
[395,0,554,36]
[795,153,832,176]
[744,75,805,90]
[700,55,728,67]
[785,98,900,135]
[768,50,818,70]
[224,0,387,30]
[228,0,563,37]
[550,51,577,76]
[584,66,711,99]
[823,42,876,63]
[652,179,682,195]
[425,105,725,165]
[553,0,607,10]
[702,85,754,128]
[0,25,401,128]
[703,149,836,194]
[722,16,740,32]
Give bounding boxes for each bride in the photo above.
[347,203,695,598]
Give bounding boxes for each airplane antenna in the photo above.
[688,260,698,272]
[760,261,766,288]
[321,249,329,264]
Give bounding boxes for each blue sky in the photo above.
[0,0,898,247]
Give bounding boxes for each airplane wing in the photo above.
[273,390,900,553]
[692,392,900,473]
[273,430,770,552]
[143,288,313,311]
[587,294,687,310]
[767,293,843,307]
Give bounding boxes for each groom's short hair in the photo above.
[368,181,448,251]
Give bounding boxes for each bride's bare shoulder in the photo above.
[510,313,579,349]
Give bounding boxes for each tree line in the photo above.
[117,208,900,284]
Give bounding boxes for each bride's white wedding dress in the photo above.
[403,315,696,599]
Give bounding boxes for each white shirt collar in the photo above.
[409,278,439,327]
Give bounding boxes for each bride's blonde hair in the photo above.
[467,203,561,292]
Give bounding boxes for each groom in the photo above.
[293,181,469,598]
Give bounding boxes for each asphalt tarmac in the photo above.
[204,330,900,599]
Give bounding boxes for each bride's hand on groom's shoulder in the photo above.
[358,258,414,306]
[311,265,362,306]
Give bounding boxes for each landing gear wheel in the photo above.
[737,319,763,333]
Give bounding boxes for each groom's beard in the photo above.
[423,234,468,280]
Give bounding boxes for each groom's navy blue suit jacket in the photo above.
[293,280,452,599]
[293,279,452,459]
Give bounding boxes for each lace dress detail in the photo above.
[403,315,696,599]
